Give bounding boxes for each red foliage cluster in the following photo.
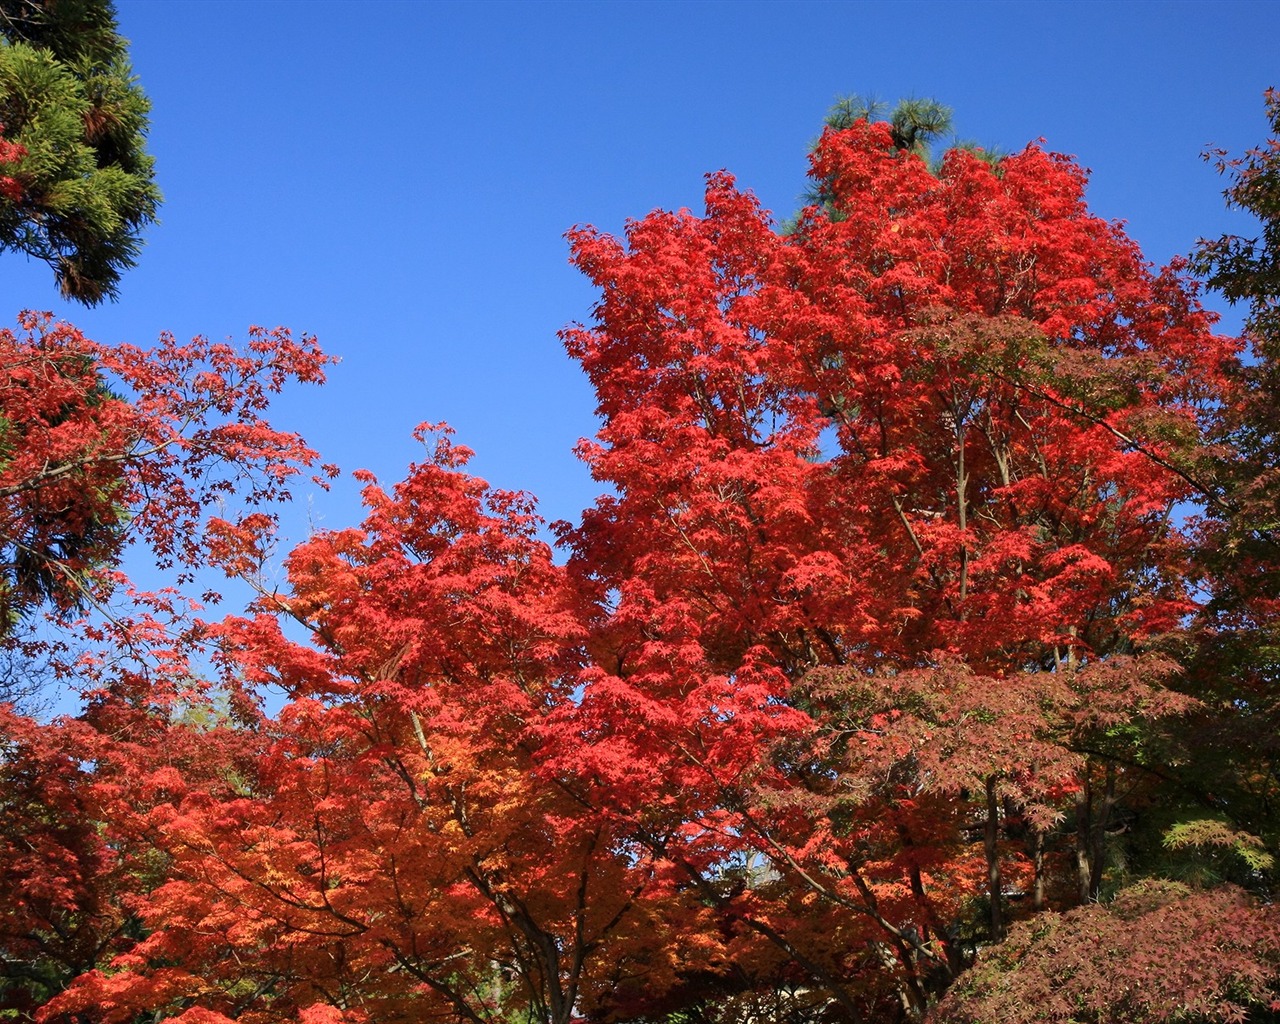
[0,313,334,637]
[933,881,1280,1024]
[0,126,23,202]
[3,109,1278,1024]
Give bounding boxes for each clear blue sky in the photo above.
[3,0,1276,562]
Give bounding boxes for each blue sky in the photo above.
[3,0,1277,571]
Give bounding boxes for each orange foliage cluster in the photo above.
[3,109,1279,1024]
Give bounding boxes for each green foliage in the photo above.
[0,0,160,304]
[1164,818,1275,874]
[1194,88,1280,351]
[789,94,1002,231]
[826,93,952,159]
[1192,89,1280,550]
[1174,91,1280,898]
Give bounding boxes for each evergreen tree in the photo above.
[0,0,160,305]
[824,93,953,159]
[1178,89,1280,860]
[794,94,1001,227]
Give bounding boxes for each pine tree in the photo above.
[795,94,1001,228]
[0,0,160,305]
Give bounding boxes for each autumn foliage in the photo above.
[4,99,1280,1024]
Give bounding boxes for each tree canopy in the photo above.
[1,62,1279,1024]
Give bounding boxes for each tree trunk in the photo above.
[1032,826,1045,912]
[985,774,1004,939]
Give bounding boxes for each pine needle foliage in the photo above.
[0,0,160,305]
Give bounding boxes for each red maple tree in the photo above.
[0,312,333,1019]
[556,118,1238,1016]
